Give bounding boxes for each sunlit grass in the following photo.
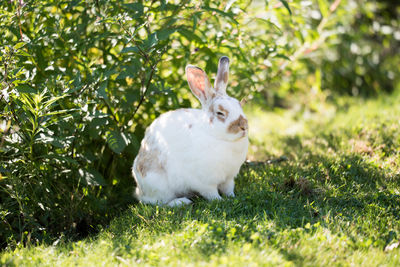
[2,92,400,266]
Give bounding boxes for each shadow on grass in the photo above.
[99,132,400,262]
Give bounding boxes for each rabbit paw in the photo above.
[219,179,235,197]
[168,197,192,207]
[199,187,223,201]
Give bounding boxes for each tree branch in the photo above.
[124,64,157,132]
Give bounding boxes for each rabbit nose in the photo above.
[239,116,248,131]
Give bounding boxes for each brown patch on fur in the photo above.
[216,105,229,122]
[209,104,214,114]
[217,117,225,123]
[218,105,229,116]
[208,104,216,124]
[135,143,165,177]
[227,115,248,134]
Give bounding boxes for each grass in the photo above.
[1,92,400,266]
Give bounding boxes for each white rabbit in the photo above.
[132,56,248,206]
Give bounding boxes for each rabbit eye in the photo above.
[216,111,225,117]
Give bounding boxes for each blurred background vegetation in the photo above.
[0,0,399,248]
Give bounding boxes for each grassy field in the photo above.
[1,93,400,266]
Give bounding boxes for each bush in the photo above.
[320,0,400,96]
[275,0,400,103]
[0,0,294,248]
[1,0,399,248]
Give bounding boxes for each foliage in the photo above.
[320,0,400,96]
[1,92,400,266]
[275,0,400,102]
[0,0,399,249]
[0,0,296,247]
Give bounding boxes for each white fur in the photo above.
[132,57,248,206]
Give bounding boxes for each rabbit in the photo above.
[132,56,248,206]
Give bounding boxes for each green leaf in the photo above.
[160,16,180,28]
[16,84,36,94]
[279,0,292,15]
[144,33,158,49]
[157,28,178,40]
[14,42,25,50]
[125,132,140,154]
[105,130,129,154]
[17,50,31,57]
[126,89,140,103]
[42,95,67,110]
[178,28,204,44]
[67,73,82,93]
[98,81,108,100]
[317,0,328,18]
[89,117,109,128]
[43,109,78,117]
[254,18,282,34]
[42,112,78,128]
[121,46,139,54]
[40,154,79,165]
[116,61,140,80]
[78,168,106,186]
[159,2,180,11]
[122,3,144,17]
[201,6,238,24]
[275,54,291,60]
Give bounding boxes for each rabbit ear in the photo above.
[186,65,214,105]
[214,56,230,94]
